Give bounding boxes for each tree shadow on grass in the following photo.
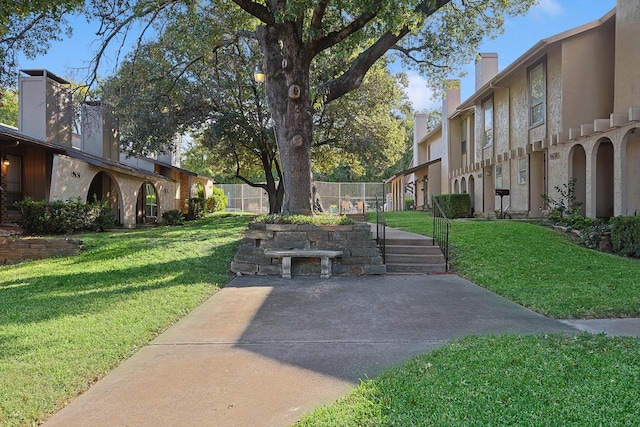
[0,241,240,327]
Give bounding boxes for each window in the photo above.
[482,97,493,147]
[144,182,158,218]
[461,177,467,193]
[5,154,22,210]
[518,158,527,184]
[461,119,467,154]
[529,62,545,126]
[495,164,502,188]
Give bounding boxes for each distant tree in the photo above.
[312,62,411,182]
[0,89,18,126]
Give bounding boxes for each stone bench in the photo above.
[263,249,343,279]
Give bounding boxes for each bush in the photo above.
[610,216,640,257]
[255,213,355,225]
[187,197,205,220]
[542,178,582,225]
[161,209,184,226]
[404,198,414,210]
[15,198,116,235]
[434,194,471,218]
[205,186,228,213]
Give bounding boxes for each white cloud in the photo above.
[405,72,439,112]
[531,0,564,19]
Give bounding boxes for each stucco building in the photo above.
[0,69,213,228]
[452,0,640,219]
[395,0,639,219]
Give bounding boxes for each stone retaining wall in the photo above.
[0,237,82,265]
[231,222,386,277]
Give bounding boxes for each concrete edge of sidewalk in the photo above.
[558,318,640,337]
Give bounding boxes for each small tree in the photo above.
[542,178,583,224]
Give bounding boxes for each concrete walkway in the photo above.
[45,273,581,427]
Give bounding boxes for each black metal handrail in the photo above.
[375,195,386,264]
[432,196,450,271]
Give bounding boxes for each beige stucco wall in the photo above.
[614,0,640,114]
[50,154,177,228]
[561,21,615,134]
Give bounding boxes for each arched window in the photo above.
[144,182,158,218]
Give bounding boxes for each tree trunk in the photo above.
[263,162,284,214]
[257,23,313,215]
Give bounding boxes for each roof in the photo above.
[386,157,442,183]
[0,124,170,181]
[417,123,442,146]
[20,69,70,85]
[454,6,616,113]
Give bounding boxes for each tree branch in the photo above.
[310,0,330,33]
[307,8,379,57]
[319,0,450,104]
[0,12,47,46]
[390,45,448,68]
[231,0,275,25]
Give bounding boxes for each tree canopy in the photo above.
[5,0,537,214]
[0,0,84,87]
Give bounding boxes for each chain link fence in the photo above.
[217,181,386,214]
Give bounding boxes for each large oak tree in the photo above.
[6,0,536,214]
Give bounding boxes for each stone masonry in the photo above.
[0,237,82,265]
[231,222,386,277]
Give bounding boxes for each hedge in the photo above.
[433,193,471,219]
[15,198,116,235]
[610,216,640,258]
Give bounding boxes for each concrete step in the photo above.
[384,244,442,255]
[346,214,366,222]
[385,253,445,265]
[384,238,435,246]
[385,263,447,274]
[383,238,447,274]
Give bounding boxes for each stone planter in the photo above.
[0,237,83,265]
[231,222,386,277]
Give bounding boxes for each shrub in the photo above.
[85,200,117,231]
[161,209,184,226]
[15,198,116,234]
[542,178,582,225]
[255,213,355,225]
[187,197,205,220]
[205,186,228,213]
[610,216,640,257]
[404,198,414,210]
[434,194,471,218]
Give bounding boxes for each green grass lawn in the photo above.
[295,333,640,427]
[371,211,640,319]
[304,211,640,426]
[4,210,640,426]
[0,213,252,427]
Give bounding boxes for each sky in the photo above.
[17,0,617,111]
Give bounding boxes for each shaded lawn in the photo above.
[0,213,252,426]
